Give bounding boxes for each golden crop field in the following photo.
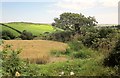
[3,40,68,64]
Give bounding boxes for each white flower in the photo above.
[70,71,74,75]
[59,75,62,76]
[61,71,64,75]
[15,71,20,77]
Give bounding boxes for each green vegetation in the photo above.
[52,12,98,33]
[2,30,15,40]
[20,30,34,40]
[1,45,39,76]
[1,12,120,76]
[0,22,62,37]
[0,26,20,36]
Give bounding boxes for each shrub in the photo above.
[46,31,74,42]
[82,32,98,48]
[20,30,34,40]
[72,48,94,59]
[72,51,87,59]
[98,28,114,38]
[2,30,15,40]
[104,38,120,67]
[68,40,84,51]
[1,45,23,76]
[1,45,39,76]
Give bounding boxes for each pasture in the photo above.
[1,22,62,37]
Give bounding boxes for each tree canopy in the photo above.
[52,12,98,33]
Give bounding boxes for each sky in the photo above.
[1,0,119,24]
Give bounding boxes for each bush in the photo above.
[1,45,39,76]
[20,30,34,40]
[72,48,94,59]
[104,38,120,67]
[98,28,114,38]
[68,40,84,51]
[72,51,88,59]
[82,32,98,48]
[46,31,74,42]
[2,30,15,40]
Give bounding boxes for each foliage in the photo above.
[2,30,15,40]
[104,38,120,67]
[80,27,118,52]
[1,45,39,76]
[71,48,95,59]
[46,31,74,42]
[82,32,98,48]
[20,30,34,40]
[98,28,115,38]
[52,12,98,33]
[68,40,84,51]
[38,58,116,76]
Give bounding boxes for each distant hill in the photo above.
[0,22,63,37]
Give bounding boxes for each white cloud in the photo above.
[55,0,119,10]
[55,0,97,10]
[99,0,119,7]
[95,12,118,24]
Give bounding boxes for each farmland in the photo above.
[0,22,62,37]
[1,13,120,76]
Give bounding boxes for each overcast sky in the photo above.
[1,0,119,24]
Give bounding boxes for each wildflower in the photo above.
[70,71,74,75]
[61,71,64,75]
[15,71,20,77]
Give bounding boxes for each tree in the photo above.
[2,30,15,40]
[20,30,34,40]
[52,12,98,33]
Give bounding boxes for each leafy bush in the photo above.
[82,32,98,48]
[72,51,87,59]
[98,28,114,38]
[2,30,15,40]
[71,48,95,59]
[20,30,34,40]
[1,45,39,76]
[104,38,120,67]
[46,31,74,42]
[68,40,84,51]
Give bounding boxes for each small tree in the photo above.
[20,30,33,40]
[2,30,15,40]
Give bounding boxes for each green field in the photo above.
[0,22,62,36]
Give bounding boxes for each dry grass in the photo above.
[3,40,68,64]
